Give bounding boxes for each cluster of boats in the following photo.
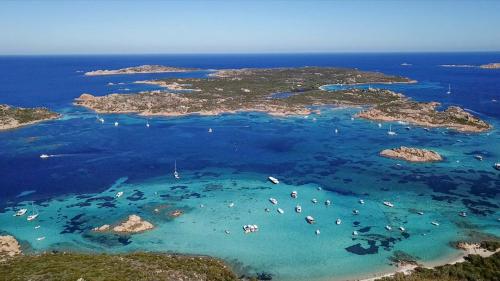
[243,224,259,234]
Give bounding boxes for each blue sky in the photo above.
[1,0,499,54]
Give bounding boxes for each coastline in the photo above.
[0,114,61,131]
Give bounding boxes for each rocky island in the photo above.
[0,104,60,131]
[75,66,490,132]
[380,146,443,162]
[84,64,198,76]
[479,62,500,69]
[93,214,154,233]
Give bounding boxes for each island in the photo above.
[479,62,500,69]
[380,146,443,162]
[84,65,198,76]
[93,214,154,233]
[74,66,490,132]
[0,104,60,131]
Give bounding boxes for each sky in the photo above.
[1,0,499,55]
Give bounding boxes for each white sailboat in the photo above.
[446,84,451,94]
[174,160,180,179]
[27,202,39,221]
[146,120,150,128]
[387,125,397,136]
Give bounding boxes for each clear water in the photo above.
[0,53,499,281]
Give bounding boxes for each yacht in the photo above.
[385,225,392,231]
[115,191,124,198]
[268,176,279,184]
[13,208,28,217]
[459,211,467,217]
[174,160,180,179]
[352,231,359,236]
[417,211,424,215]
[387,125,397,136]
[399,226,406,232]
[114,121,119,127]
[359,199,365,204]
[336,218,342,225]
[446,84,451,95]
[474,155,483,161]
[431,221,440,226]
[269,198,278,205]
[291,191,298,198]
[306,216,315,224]
[495,163,500,171]
[352,209,359,215]
[383,201,394,208]
[40,154,50,159]
[325,200,331,206]
[36,236,45,241]
[295,205,302,213]
[315,229,321,235]
[26,202,39,221]
[311,198,318,204]
[277,208,284,214]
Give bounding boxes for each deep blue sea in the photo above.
[0,53,499,281]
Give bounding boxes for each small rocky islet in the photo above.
[380,146,443,163]
[0,104,60,131]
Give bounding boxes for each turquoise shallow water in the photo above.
[0,54,499,280]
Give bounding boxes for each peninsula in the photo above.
[75,66,490,132]
[84,64,198,76]
[0,104,60,131]
[380,146,443,162]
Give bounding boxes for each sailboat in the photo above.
[27,202,39,221]
[446,84,451,94]
[387,125,397,136]
[174,160,180,179]
[146,120,150,128]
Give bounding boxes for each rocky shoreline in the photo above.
[84,65,198,76]
[380,146,442,162]
[0,235,21,261]
[0,104,60,131]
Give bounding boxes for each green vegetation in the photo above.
[480,241,500,252]
[376,253,500,281]
[0,104,59,130]
[0,252,238,281]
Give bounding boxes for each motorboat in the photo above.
[40,154,50,159]
[264,208,271,212]
[208,128,213,133]
[13,208,28,217]
[353,231,359,236]
[494,163,500,171]
[359,199,365,204]
[268,176,279,184]
[315,229,321,235]
[243,224,259,234]
[34,225,41,229]
[295,205,302,213]
[26,202,38,221]
[228,202,235,208]
[306,216,315,224]
[431,221,440,226]
[336,218,342,225]
[325,200,331,206]
[383,201,394,208]
[36,236,45,241]
[291,191,298,198]
[114,121,119,127]
[399,226,406,232]
[385,225,392,231]
[277,208,284,214]
[474,155,483,161]
[269,198,278,205]
[378,123,382,128]
[311,198,318,204]
[146,121,150,128]
[459,211,467,217]
[352,209,359,215]
[115,191,124,198]
[317,186,322,191]
[417,211,424,215]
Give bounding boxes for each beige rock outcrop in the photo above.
[380,146,442,162]
[112,215,154,233]
[0,235,21,260]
